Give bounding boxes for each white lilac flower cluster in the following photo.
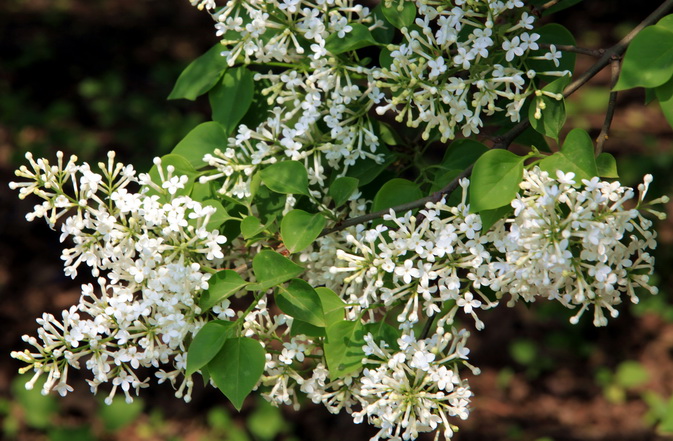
[199,0,567,199]
[323,168,661,335]
[10,152,228,403]
[354,330,473,441]
[374,1,567,141]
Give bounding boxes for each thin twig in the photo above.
[319,0,673,238]
[541,43,604,57]
[563,0,673,98]
[533,0,563,15]
[595,57,621,155]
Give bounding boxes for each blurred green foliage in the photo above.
[3,374,294,441]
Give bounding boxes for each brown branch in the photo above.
[595,57,622,155]
[319,0,673,238]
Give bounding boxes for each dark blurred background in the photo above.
[1,1,673,440]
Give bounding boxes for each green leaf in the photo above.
[146,154,197,198]
[259,161,309,196]
[529,95,565,141]
[469,150,525,212]
[480,204,514,231]
[325,23,378,54]
[254,185,286,223]
[429,169,463,206]
[277,279,325,327]
[316,287,345,326]
[441,139,489,171]
[542,0,583,15]
[324,320,365,379]
[381,0,416,29]
[346,149,396,185]
[615,360,649,389]
[529,75,571,141]
[655,74,673,129]
[329,177,359,208]
[514,125,551,152]
[12,375,58,429]
[657,395,673,433]
[658,14,673,31]
[372,178,422,212]
[290,319,325,337]
[614,25,673,90]
[596,152,619,178]
[527,23,576,78]
[186,320,236,377]
[290,287,344,337]
[241,216,265,240]
[280,209,327,253]
[376,121,403,146]
[371,4,396,44]
[168,44,228,101]
[172,122,228,169]
[379,46,394,70]
[209,66,254,135]
[187,198,229,231]
[250,250,304,292]
[247,399,287,440]
[190,181,216,202]
[539,128,598,181]
[98,396,144,432]
[209,337,266,410]
[363,321,401,351]
[200,270,248,312]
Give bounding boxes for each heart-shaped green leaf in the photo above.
[186,320,235,376]
[469,149,526,212]
[209,337,266,410]
[280,210,327,253]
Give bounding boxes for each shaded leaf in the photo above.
[277,279,325,327]
[480,204,514,231]
[329,177,359,208]
[529,75,571,141]
[209,67,254,135]
[325,23,378,54]
[596,153,619,178]
[527,24,576,79]
[363,321,400,352]
[441,139,489,171]
[346,149,396,185]
[381,1,416,29]
[372,178,422,212]
[146,154,197,198]
[172,122,228,169]
[168,44,228,101]
[655,74,673,129]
